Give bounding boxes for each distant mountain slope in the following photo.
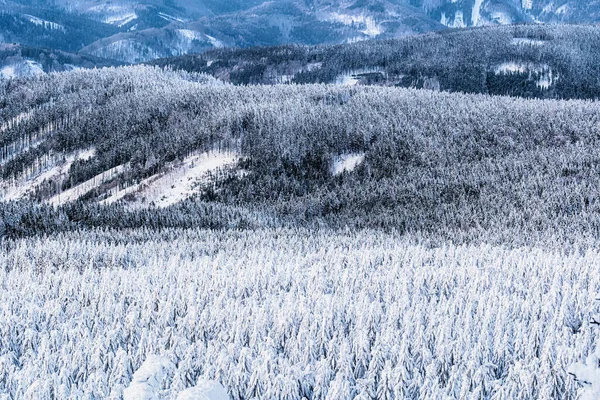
[152,24,600,100]
[5,0,600,64]
[0,43,121,79]
[0,6,121,52]
[423,0,600,27]
[79,0,445,63]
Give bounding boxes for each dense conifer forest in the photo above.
[2,64,600,245]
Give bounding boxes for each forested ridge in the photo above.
[153,24,600,100]
[2,65,600,245]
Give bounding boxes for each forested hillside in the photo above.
[1,64,600,247]
[153,24,600,100]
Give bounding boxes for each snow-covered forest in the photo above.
[1,228,597,399]
[2,57,600,398]
[2,65,600,244]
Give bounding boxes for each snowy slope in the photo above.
[0,60,44,80]
[101,151,238,208]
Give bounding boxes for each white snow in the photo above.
[556,4,568,15]
[0,111,33,133]
[123,355,175,400]
[1,120,57,167]
[327,13,383,37]
[2,156,72,201]
[494,62,558,89]
[101,151,238,208]
[335,67,382,86]
[306,62,322,72]
[536,69,558,89]
[472,0,485,26]
[331,153,365,175]
[104,12,137,27]
[543,3,554,13]
[123,355,229,400]
[441,11,466,28]
[206,35,224,48]
[336,74,359,86]
[491,11,513,24]
[452,11,466,28]
[24,60,44,75]
[77,148,96,161]
[177,29,203,41]
[23,14,65,31]
[0,60,44,79]
[158,12,184,23]
[47,163,128,206]
[176,380,229,400]
[440,12,448,26]
[1,148,94,201]
[495,62,530,74]
[0,65,15,79]
[511,38,546,46]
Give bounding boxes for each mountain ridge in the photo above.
[3,0,600,65]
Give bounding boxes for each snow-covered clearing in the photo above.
[177,29,203,41]
[331,152,365,175]
[101,151,238,208]
[336,73,359,86]
[1,148,95,201]
[511,38,547,46]
[306,62,322,71]
[491,11,513,24]
[104,12,137,27]
[0,60,44,80]
[495,62,531,74]
[158,12,184,22]
[77,148,96,161]
[472,0,485,26]
[206,35,224,48]
[0,65,15,79]
[335,67,382,86]
[327,13,383,37]
[47,163,128,206]
[23,14,65,31]
[494,62,559,89]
